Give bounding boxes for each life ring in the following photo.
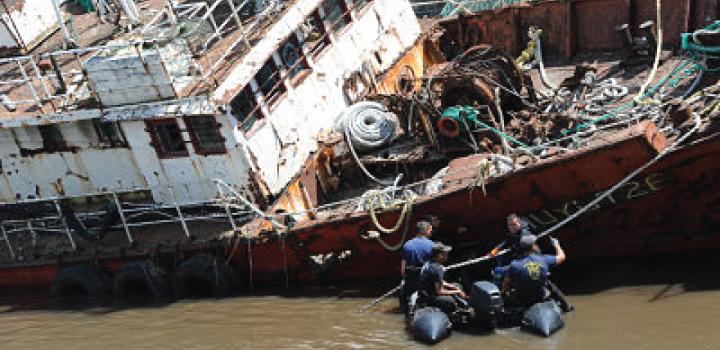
[437,116,461,138]
[173,255,236,298]
[50,265,111,299]
[113,261,171,301]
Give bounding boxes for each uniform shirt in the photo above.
[506,254,557,306]
[402,236,433,267]
[418,261,444,298]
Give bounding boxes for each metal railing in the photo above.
[0,0,286,114]
[0,182,257,260]
[0,55,54,111]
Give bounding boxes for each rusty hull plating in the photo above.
[0,0,720,294]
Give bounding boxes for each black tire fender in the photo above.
[113,261,172,301]
[173,255,236,298]
[50,265,111,298]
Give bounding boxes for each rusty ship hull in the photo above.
[0,0,719,297]
[1,120,718,290]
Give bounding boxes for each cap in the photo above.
[519,234,538,249]
[432,242,452,254]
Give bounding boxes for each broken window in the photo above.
[321,0,351,34]
[185,116,226,155]
[348,0,371,12]
[146,119,188,158]
[230,86,264,132]
[93,120,127,147]
[278,34,310,80]
[38,125,66,152]
[300,11,330,57]
[255,58,286,105]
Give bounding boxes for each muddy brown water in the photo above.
[0,255,718,349]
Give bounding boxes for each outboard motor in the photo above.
[470,281,504,328]
[521,301,564,337]
[411,307,452,344]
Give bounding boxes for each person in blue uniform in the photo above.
[502,235,566,307]
[399,220,434,314]
[492,213,534,284]
[417,242,469,314]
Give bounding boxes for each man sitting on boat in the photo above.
[399,220,435,314]
[501,235,567,308]
[417,242,470,314]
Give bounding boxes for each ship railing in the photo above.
[213,179,284,231]
[201,0,285,82]
[0,55,55,112]
[142,0,248,54]
[0,184,256,260]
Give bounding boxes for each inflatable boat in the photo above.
[409,281,565,344]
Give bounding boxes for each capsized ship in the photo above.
[0,0,718,298]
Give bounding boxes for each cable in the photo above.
[634,0,663,103]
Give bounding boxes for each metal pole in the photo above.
[112,192,134,244]
[0,0,26,51]
[53,200,77,251]
[16,60,41,108]
[225,0,243,29]
[27,221,36,248]
[168,186,191,238]
[0,224,15,259]
[29,57,52,99]
[218,182,238,231]
[51,0,78,48]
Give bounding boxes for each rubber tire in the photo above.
[173,255,235,299]
[50,265,111,299]
[113,261,172,301]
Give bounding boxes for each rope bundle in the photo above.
[336,101,398,152]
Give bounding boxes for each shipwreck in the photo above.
[0,0,718,300]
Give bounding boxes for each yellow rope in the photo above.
[368,191,414,234]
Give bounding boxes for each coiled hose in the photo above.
[336,101,397,152]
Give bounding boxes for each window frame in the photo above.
[92,119,128,148]
[146,118,189,159]
[184,115,227,156]
[37,124,68,152]
[320,0,352,35]
[348,0,372,14]
[254,57,287,108]
[303,10,332,59]
[230,85,268,136]
[278,33,312,85]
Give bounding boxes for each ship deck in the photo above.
[0,0,297,121]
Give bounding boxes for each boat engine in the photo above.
[470,281,504,328]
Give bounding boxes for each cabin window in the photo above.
[321,0,351,34]
[38,125,67,152]
[93,120,127,147]
[348,0,372,13]
[279,34,310,80]
[146,119,188,158]
[301,11,330,57]
[230,86,264,132]
[255,58,286,105]
[185,116,226,155]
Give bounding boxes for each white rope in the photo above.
[635,0,663,103]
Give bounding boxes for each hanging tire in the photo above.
[50,265,111,299]
[173,255,235,299]
[113,261,171,301]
